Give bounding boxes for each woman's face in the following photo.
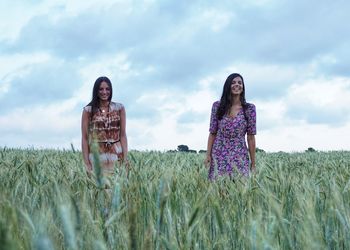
[231,76,243,95]
[98,81,111,101]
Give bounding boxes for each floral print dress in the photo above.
[84,102,124,174]
[209,101,256,179]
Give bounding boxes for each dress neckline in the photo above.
[226,108,242,120]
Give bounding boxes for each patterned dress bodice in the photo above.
[208,101,257,178]
[84,102,124,143]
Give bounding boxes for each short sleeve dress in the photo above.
[209,101,256,179]
[84,102,124,173]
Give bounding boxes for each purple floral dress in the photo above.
[209,101,256,179]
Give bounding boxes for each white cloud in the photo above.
[64,0,131,15]
[0,98,79,132]
[76,52,133,103]
[259,122,350,152]
[202,10,232,32]
[124,78,218,151]
[281,76,350,125]
[0,98,80,149]
[255,76,350,151]
[0,0,65,41]
[0,52,51,78]
[0,52,51,99]
[286,77,350,109]
[1,0,350,152]
[254,99,287,130]
[0,82,9,97]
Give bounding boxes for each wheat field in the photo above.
[0,148,350,249]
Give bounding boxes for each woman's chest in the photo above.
[218,113,247,135]
[92,111,120,128]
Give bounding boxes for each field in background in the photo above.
[1,148,350,249]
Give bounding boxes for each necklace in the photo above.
[99,104,109,113]
[99,101,110,112]
[98,104,110,128]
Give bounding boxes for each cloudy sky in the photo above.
[1,0,350,152]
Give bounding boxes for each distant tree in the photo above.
[167,150,177,153]
[188,149,197,153]
[306,147,316,152]
[256,147,265,153]
[199,150,207,153]
[177,145,189,152]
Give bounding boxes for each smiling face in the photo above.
[98,81,111,101]
[231,76,244,96]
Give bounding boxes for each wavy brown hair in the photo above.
[86,76,113,119]
[217,73,247,120]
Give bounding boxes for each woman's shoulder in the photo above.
[210,101,220,112]
[83,105,92,112]
[110,102,124,111]
[246,102,255,107]
[245,102,256,111]
[213,100,220,107]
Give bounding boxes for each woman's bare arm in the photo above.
[81,109,92,172]
[119,106,128,162]
[247,134,256,170]
[205,133,216,167]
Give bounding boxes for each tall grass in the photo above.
[0,148,349,249]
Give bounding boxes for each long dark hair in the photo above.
[217,73,247,120]
[87,76,113,117]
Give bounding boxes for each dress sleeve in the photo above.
[84,106,92,112]
[246,104,256,135]
[119,103,125,111]
[209,101,219,134]
[111,102,124,111]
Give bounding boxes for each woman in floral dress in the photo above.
[81,76,128,175]
[205,73,256,179]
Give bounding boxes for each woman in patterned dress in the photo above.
[205,73,256,179]
[81,76,128,175]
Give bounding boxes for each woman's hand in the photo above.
[204,154,212,168]
[85,163,93,177]
[124,158,130,168]
[250,161,256,172]
[206,133,216,168]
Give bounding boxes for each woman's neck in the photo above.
[231,95,241,106]
[99,100,110,107]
